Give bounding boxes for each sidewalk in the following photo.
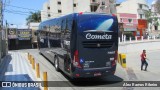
[119,39,160,45]
[0,51,41,90]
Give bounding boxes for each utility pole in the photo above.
[0,0,2,28]
[0,0,3,63]
[72,0,74,13]
[5,20,8,55]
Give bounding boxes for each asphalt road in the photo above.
[16,49,160,90]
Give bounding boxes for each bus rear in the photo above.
[72,13,118,78]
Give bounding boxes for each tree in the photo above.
[145,10,153,24]
[145,10,159,26]
[26,11,41,25]
[145,10,159,32]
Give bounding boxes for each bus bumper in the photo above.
[71,65,116,78]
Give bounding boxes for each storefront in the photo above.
[137,19,148,38]
[17,29,32,49]
[8,28,18,50]
[118,13,138,39]
[122,23,138,40]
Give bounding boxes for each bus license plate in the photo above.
[94,73,101,76]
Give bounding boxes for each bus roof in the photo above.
[38,13,115,31]
[40,13,114,23]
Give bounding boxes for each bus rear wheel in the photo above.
[54,56,60,71]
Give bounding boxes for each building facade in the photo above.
[117,13,138,37]
[116,0,149,37]
[7,28,32,50]
[41,0,116,21]
[116,0,149,19]
[17,29,32,49]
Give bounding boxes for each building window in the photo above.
[102,1,105,5]
[73,4,76,7]
[155,26,158,30]
[139,4,142,9]
[48,7,50,10]
[58,10,62,13]
[139,14,143,19]
[92,0,96,2]
[48,14,51,17]
[90,6,98,12]
[128,19,132,23]
[120,18,123,22]
[58,1,61,5]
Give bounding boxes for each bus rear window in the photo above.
[78,14,118,32]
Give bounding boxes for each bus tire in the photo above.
[54,56,60,71]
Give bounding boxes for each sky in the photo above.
[3,0,47,28]
[3,0,153,28]
[117,0,152,4]
[117,0,153,9]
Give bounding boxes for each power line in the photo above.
[4,6,66,16]
[3,3,66,15]
[4,3,39,11]
[2,0,9,11]
[3,2,73,22]
[3,3,73,21]
[4,9,65,18]
[5,9,31,14]
[4,10,29,16]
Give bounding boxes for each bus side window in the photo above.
[62,18,72,51]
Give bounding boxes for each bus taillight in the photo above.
[79,12,83,15]
[112,14,117,17]
[114,51,118,62]
[112,61,116,66]
[73,50,82,68]
[112,51,118,66]
[76,74,80,77]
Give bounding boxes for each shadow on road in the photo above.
[60,71,124,87]
[46,71,124,87]
[70,76,123,87]
[37,51,124,87]
[0,54,12,81]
